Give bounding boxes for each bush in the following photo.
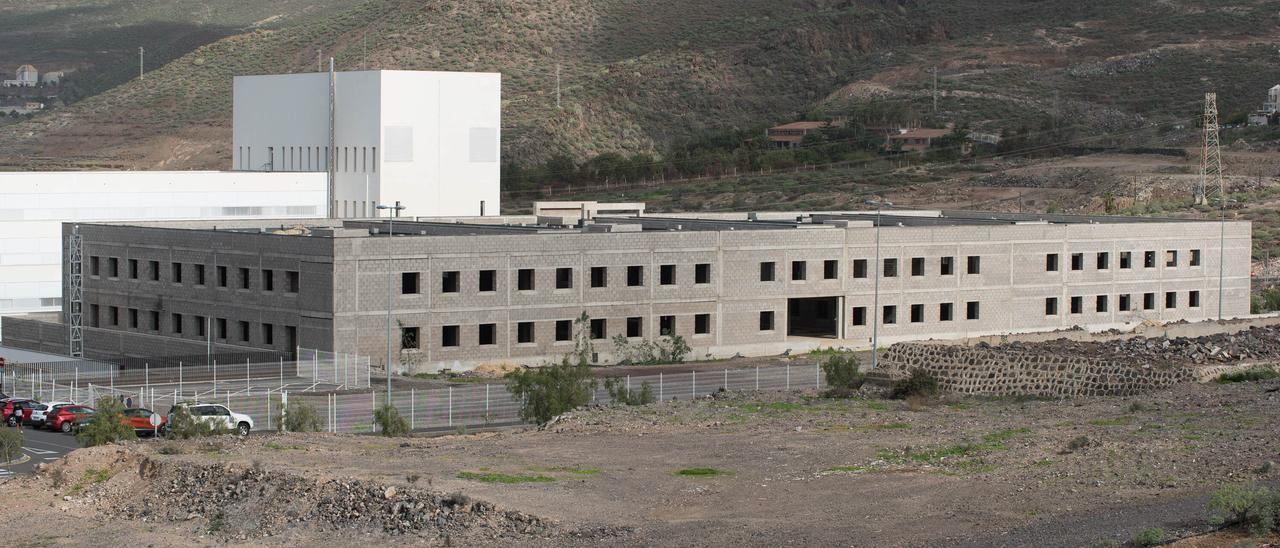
[166,405,226,439]
[0,428,21,463]
[1208,481,1280,535]
[820,354,864,398]
[610,334,692,364]
[604,378,654,405]
[889,368,939,400]
[277,402,322,433]
[1131,527,1163,547]
[1067,436,1091,452]
[373,404,410,437]
[1216,367,1279,384]
[506,361,598,424]
[76,396,137,447]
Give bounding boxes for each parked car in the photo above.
[28,401,72,428]
[166,403,254,436]
[122,408,166,436]
[48,405,94,433]
[2,398,38,426]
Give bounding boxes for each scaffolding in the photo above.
[68,224,84,357]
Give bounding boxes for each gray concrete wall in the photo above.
[334,219,1250,372]
[51,217,1251,373]
[67,223,338,358]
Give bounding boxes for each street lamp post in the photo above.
[375,202,405,405]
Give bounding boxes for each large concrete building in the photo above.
[0,171,326,316]
[3,209,1251,371]
[232,70,501,219]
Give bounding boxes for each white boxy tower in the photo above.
[232,70,501,218]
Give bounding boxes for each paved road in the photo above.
[0,425,79,477]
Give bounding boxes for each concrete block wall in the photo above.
[876,343,1199,397]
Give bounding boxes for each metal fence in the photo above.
[1,359,829,434]
[0,346,371,406]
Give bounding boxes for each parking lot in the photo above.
[1,426,79,477]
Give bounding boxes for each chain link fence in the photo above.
[1,358,830,434]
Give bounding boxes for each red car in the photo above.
[2,398,37,426]
[122,408,166,435]
[47,405,94,433]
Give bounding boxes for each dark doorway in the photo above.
[788,297,840,338]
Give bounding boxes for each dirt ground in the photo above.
[0,373,1276,546]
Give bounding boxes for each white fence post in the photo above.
[755,366,760,391]
[246,358,251,393]
[691,371,696,399]
[448,387,453,427]
[786,363,790,391]
[815,362,820,389]
[659,373,663,401]
[485,384,490,417]
[212,359,217,397]
[723,369,728,391]
[411,388,415,430]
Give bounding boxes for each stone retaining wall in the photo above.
[876,343,1205,397]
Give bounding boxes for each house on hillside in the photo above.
[40,71,64,86]
[884,127,965,154]
[1248,84,1280,126]
[766,120,845,148]
[2,64,37,87]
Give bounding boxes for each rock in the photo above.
[384,486,397,500]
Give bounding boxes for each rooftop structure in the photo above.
[232,70,501,219]
[3,209,1251,372]
[885,128,955,154]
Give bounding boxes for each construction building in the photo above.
[1,207,1252,372]
[2,64,37,87]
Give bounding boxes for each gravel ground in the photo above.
[0,377,1276,546]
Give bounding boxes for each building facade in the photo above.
[2,64,37,87]
[231,70,502,219]
[29,210,1251,371]
[0,171,326,317]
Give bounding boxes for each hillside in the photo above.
[0,0,1277,170]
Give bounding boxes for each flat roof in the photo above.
[79,209,1222,239]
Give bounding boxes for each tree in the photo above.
[76,396,137,447]
[505,360,597,424]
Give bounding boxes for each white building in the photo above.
[232,70,501,219]
[0,171,326,316]
[2,64,37,87]
[1265,84,1280,113]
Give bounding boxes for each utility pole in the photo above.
[138,47,145,80]
[1202,92,1227,320]
[555,63,561,109]
[931,67,938,114]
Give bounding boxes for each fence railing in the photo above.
[1,360,829,434]
[1,347,371,403]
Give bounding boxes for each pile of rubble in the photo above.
[117,459,569,542]
[985,326,1280,367]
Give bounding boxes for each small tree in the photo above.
[820,354,864,398]
[373,404,410,437]
[569,312,595,366]
[506,360,598,424]
[1208,482,1280,535]
[0,428,21,464]
[166,405,224,439]
[277,401,322,433]
[76,396,137,447]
